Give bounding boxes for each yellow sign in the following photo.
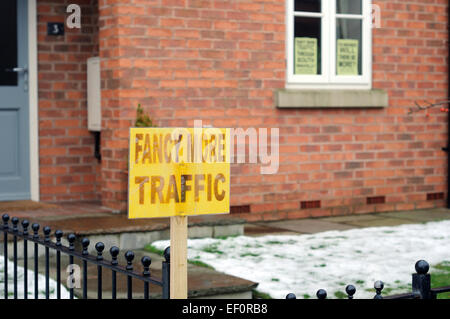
[128,127,230,219]
[337,39,359,75]
[295,37,317,75]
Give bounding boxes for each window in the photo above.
[0,1,18,86]
[286,0,372,89]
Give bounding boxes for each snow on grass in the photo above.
[0,257,71,299]
[151,220,450,299]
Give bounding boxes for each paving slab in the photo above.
[342,217,418,228]
[258,219,355,234]
[0,200,59,212]
[30,214,245,236]
[244,224,298,237]
[1,201,113,219]
[323,214,381,223]
[376,209,450,223]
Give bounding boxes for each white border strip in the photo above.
[28,0,39,201]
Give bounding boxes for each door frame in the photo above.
[28,0,39,201]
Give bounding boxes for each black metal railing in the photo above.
[286,260,450,299]
[1,214,170,299]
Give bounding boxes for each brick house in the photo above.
[0,0,448,221]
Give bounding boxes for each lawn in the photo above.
[150,220,450,299]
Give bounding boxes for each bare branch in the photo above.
[407,100,450,115]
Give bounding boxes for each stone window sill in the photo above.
[276,89,389,109]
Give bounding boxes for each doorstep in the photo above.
[35,214,245,253]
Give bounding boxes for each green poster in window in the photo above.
[295,37,317,75]
[337,39,359,75]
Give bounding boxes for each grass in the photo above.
[265,241,283,245]
[144,244,164,255]
[334,291,347,299]
[201,243,224,255]
[244,244,264,249]
[252,290,272,299]
[431,261,450,299]
[143,244,214,269]
[215,235,239,240]
[188,260,214,269]
[364,286,397,296]
[240,252,260,257]
[310,244,327,250]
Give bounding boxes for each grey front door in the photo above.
[0,0,30,201]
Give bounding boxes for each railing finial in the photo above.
[43,226,51,242]
[82,238,90,255]
[32,223,40,239]
[316,289,327,299]
[142,256,152,277]
[346,285,356,299]
[22,219,29,235]
[415,260,429,275]
[55,230,63,246]
[374,280,384,299]
[125,251,135,271]
[67,233,76,251]
[11,217,19,232]
[110,246,119,265]
[95,242,105,261]
[3,214,10,229]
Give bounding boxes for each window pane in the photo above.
[294,17,321,75]
[295,0,321,13]
[0,0,18,86]
[336,18,362,76]
[336,0,362,15]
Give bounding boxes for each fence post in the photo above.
[162,247,170,299]
[412,260,433,299]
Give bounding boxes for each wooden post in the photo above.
[170,215,188,299]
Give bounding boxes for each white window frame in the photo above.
[286,0,372,90]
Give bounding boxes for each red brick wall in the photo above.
[98,0,448,219]
[38,0,100,202]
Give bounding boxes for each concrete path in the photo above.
[245,208,450,236]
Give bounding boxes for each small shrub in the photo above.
[135,104,156,128]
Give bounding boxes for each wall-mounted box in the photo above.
[87,57,101,132]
